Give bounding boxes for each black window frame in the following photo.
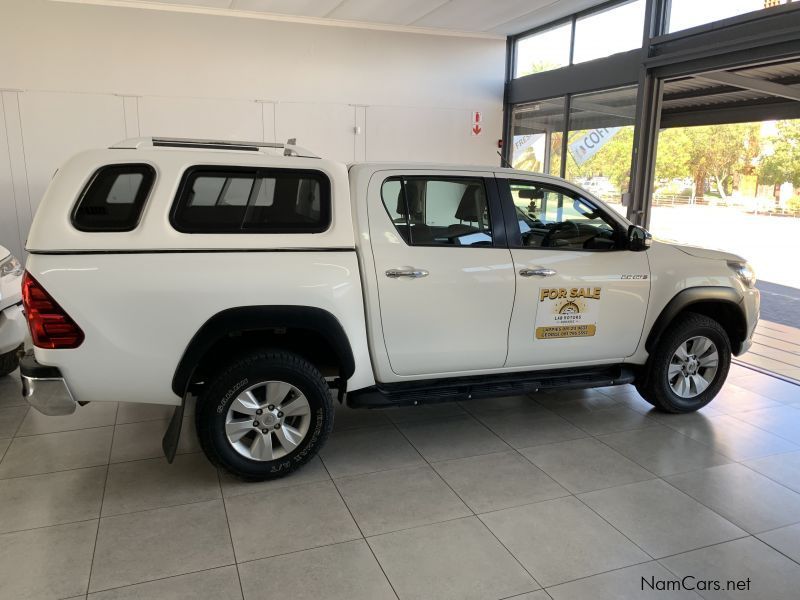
[71,163,156,232]
[170,165,332,234]
[379,175,507,249]
[498,177,627,252]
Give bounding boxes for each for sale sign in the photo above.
[535,287,601,339]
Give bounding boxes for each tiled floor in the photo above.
[1,363,799,599]
[737,319,800,382]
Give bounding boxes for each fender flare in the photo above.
[171,305,356,397]
[645,286,745,353]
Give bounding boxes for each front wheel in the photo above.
[196,349,333,481]
[637,313,731,413]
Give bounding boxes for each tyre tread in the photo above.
[195,348,333,481]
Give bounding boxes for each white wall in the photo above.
[0,0,506,258]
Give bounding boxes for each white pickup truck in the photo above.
[20,138,759,481]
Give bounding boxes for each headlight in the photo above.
[728,261,756,288]
[0,254,23,278]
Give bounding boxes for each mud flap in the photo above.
[161,396,187,463]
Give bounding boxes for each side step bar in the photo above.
[347,365,637,409]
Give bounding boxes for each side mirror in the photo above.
[627,225,652,251]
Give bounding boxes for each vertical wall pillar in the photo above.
[628,73,662,227]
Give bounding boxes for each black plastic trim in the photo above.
[171,306,356,396]
[347,364,636,408]
[645,286,744,352]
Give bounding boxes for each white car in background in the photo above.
[0,245,26,376]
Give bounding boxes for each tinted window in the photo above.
[72,164,155,231]
[509,181,620,251]
[171,167,330,233]
[381,177,492,247]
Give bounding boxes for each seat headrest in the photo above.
[455,185,485,222]
[396,182,422,218]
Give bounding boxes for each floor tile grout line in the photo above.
[389,418,547,592]
[82,562,239,597]
[536,557,665,592]
[652,533,753,563]
[322,456,401,600]
[679,458,800,512]
[216,468,246,600]
[85,402,118,596]
[724,410,800,448]
[753,531,800,568]
[0,514,103,537]
[14,404,120,438]
[648,411,800,461]
[653,534,760,600]
[570,492,658,561]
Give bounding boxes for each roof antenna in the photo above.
[497,150,513,169]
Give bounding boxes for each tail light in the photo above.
[21,271,85,349]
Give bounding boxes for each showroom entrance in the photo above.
[505,0,800,381]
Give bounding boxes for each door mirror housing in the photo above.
[627,225,652,251]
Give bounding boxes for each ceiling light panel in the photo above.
[326,0,450,25]
[413,0,556,32]
[230,0,345,18]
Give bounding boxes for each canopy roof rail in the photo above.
[110,137,320,158]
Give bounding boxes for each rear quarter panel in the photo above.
[27,252,374,405]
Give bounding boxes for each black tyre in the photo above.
[196,349,333,481]
[0,345,21,377]
[637,312,731,413]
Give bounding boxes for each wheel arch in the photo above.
[646,287,748,357]
[172,306,356,396]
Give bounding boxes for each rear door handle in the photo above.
[519,268,557,277]
[385,268,429,279]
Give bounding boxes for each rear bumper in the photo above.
[20,353,77,416]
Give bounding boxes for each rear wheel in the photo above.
[637,313,731,413]
[196,349,333,481]
[0,345,21,377]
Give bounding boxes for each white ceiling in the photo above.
[54,0,609,37]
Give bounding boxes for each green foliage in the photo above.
[759,121,800,187]
[517,61,564,77]
[565,127,635,191]
[655,123,761,198]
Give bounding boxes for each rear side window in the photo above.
[72,164,155,232]
[380,176,493,247]
[171,167,331,233]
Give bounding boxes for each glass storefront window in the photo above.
[514,23,571,77]
[510,97,566,176]
[573,0,645,64]
[667,0,792,34]
[564,87,638,215]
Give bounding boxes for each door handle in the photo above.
[385,268,429,279]
[519,268,557,277]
